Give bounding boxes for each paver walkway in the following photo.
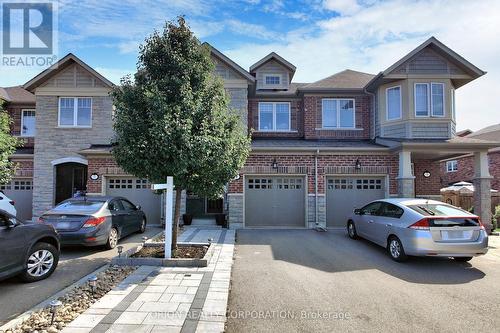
[62,227,234,333]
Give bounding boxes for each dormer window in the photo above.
[264,74,281,86]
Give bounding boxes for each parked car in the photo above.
[38,196,147,249]
[0,191,16,217]
[0,209,60,282]
[347,198,488,262]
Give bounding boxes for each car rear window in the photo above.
[53,201,105,213]
[407,204,470,217]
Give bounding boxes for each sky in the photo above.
[1,0,499,131]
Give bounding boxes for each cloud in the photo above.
[226,19,283,41]
[322,0,361,15]
[223,0,500,130]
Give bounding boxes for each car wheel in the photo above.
[453,256,473,262]
[105,227,119,250]
[20,242,59,282]
[387,236,408,262]
[347,221,358,239]
[138,218,147,234]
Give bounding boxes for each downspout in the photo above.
[364,88,377,140]
[314,149,326,231]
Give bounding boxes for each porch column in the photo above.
[473,151,493,233]
[397,150,415,197]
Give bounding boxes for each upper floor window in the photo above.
[322,99,355,129]
[264,74,281,86]
[258,102,290,131]
[386,86,401,120]
[21,109,36,137]
[58,97,92,127]
[446,160,458,172]
[415,83,445,117]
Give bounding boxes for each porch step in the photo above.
[191,218,217,226]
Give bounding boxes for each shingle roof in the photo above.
[0,86,35,104]
[302,70,375,90]
[467,123,500,141]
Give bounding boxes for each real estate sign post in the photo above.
[164,176,174,259]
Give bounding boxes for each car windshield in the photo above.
[407,203,470,217]
[52,201,105,213]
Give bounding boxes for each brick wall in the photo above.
[87,157,123,193]
[414,159,444,196]
[303,94,371,140]
[248,98,303,138]
[229,153,399,195]
[440,152,500,190]
[6,103,36,147]
[13,159,34,177]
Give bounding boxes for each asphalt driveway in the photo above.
[226,229,500,333]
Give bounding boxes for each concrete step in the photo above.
[191,218,217,226]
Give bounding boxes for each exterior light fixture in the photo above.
[423,170,431,178]
[272,158,278,170]
[208,238,213,246]
[117,245,124,257]
[88,275,98,296]
[355,159,362,170]
[49,299,62,325]
[142,236,149,245]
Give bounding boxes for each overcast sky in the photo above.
[1,0,499,131]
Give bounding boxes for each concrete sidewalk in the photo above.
[62,227,234,333]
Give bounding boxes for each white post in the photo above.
[164,176,174,259]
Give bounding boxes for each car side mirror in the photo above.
[354,209,363,215]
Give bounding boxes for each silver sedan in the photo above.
[346,198,488,262]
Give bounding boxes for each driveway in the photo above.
[0,226,162,326]
[226,229,500,333]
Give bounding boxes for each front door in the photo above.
[55,163,88,204]
[206,198,223,214]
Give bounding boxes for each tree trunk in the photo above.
[171,187,182,251]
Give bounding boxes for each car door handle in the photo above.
[368,220,374,223]
[386,223,392,227]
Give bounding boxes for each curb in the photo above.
[0,264,109,333]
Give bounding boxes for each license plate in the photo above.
[441,230,473,240]
[57,222,71,229]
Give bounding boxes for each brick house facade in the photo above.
[1,37,499,231]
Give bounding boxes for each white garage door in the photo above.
[1,179,33,221]
[326,176,386,228]
[106,177,161,225]
[245,176,305,227]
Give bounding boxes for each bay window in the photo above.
[58,97,92,127]
[258,102,290,131]
[322,99,355,129]
[386,86,401,120]
[414,83,445,117]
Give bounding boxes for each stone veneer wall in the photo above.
[228,194,243,229]
[32,95,113,217]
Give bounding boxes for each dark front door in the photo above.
[55,163,88,204]
[206,198,223,214]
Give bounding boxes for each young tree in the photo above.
[111,17,250,250]
[0,102,20,185]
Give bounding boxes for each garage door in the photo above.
[106,177,161,225]
[0,179,33,221]
[326,176,386,228]
[245,176,305,227]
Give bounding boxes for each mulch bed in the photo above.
[131,245,207,259]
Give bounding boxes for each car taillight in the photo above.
[83,216,106,228]
[409,218,430,230]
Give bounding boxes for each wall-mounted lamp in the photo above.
[272,158,278,170]
[355,159,362,170]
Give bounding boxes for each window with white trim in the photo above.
[264,74,281,85]
[58,97,92,127]
[322,99,355,129]
[386,86,401,120]
[446,160,458,172]
[21,109,36,136]
[414,83,445,117]
[258,102,290,131]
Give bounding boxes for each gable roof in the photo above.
[24,53,114,91]
[301,69,375,91]
[365,36,486,91]
[205,43,255,83]
[0,86,35,104]
[249,52,296,74]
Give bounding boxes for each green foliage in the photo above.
[0,102,21,185]
[493,205,500,230]
[111,16,251,245]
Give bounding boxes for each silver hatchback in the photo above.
[347,198,488,262]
